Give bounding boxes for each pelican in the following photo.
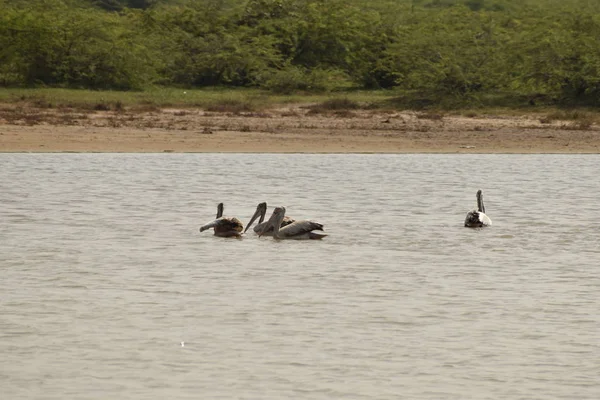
[244,202,295,235]
[258,206,326,240]
[464,190,492,228]
[199,203,244,237]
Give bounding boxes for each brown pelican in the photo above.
[244,202,295,235]
[258,206,326,240]
[464,190,492,228]
[199,203,244,237]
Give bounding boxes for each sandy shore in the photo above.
[1,104,599,153]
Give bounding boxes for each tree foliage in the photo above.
[1,0,600,105]
[0,0,159,88]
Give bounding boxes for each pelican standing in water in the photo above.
[258,206,326,240]
[199,203,244,237]
[244,202,295,235]
[464,190,492,228]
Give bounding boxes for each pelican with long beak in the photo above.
[199,203,244,237]
[244,202,295,235]
[464,190,492,228]
[258,206,326,240]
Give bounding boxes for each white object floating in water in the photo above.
[181,341,185,347]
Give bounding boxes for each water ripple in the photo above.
[1,153,599,400]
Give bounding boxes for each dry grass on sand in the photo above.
[1,102,599,153]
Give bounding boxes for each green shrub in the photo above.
[262,66,351,93]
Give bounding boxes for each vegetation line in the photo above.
[2,0,600,109]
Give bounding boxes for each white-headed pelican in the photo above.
[464,190,492,228]
[199,203,244,237]
[244,202,295,235]
[258,206,326,240]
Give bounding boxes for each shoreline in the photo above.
[1,104,599,153]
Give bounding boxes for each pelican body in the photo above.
[200,203,244,237]
[464,190,492,228]
[258,206,326,240]
[244,202,295,235]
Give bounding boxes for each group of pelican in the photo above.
[199,190,491,240]
[199,202,327,240]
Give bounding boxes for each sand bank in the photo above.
[1,104,598,153]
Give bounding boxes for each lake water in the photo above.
[1,153,599,400]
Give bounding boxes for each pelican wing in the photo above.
[464,211,480,227]
[479,213,492,226]
[253,216,295,234]
[217,217,243,232]
[281,216,295,227]
[253,221,268,233]
[279,220,324,238]
[464,211,492,228]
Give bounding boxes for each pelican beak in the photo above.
[199,219,219,232]
[257,223,268,237]
[244,207,263,233]
[476,190,485,214]
[257,218,274,238]
[259,207,285,237]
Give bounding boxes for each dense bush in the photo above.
[0,0,159,89]
[1,0,600,106]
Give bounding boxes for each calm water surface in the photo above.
[1,154,599,399]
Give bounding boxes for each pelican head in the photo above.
[244,202,267,233]
[199,220,216,232]
[199,202,224,232]
[258,206,286,237]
